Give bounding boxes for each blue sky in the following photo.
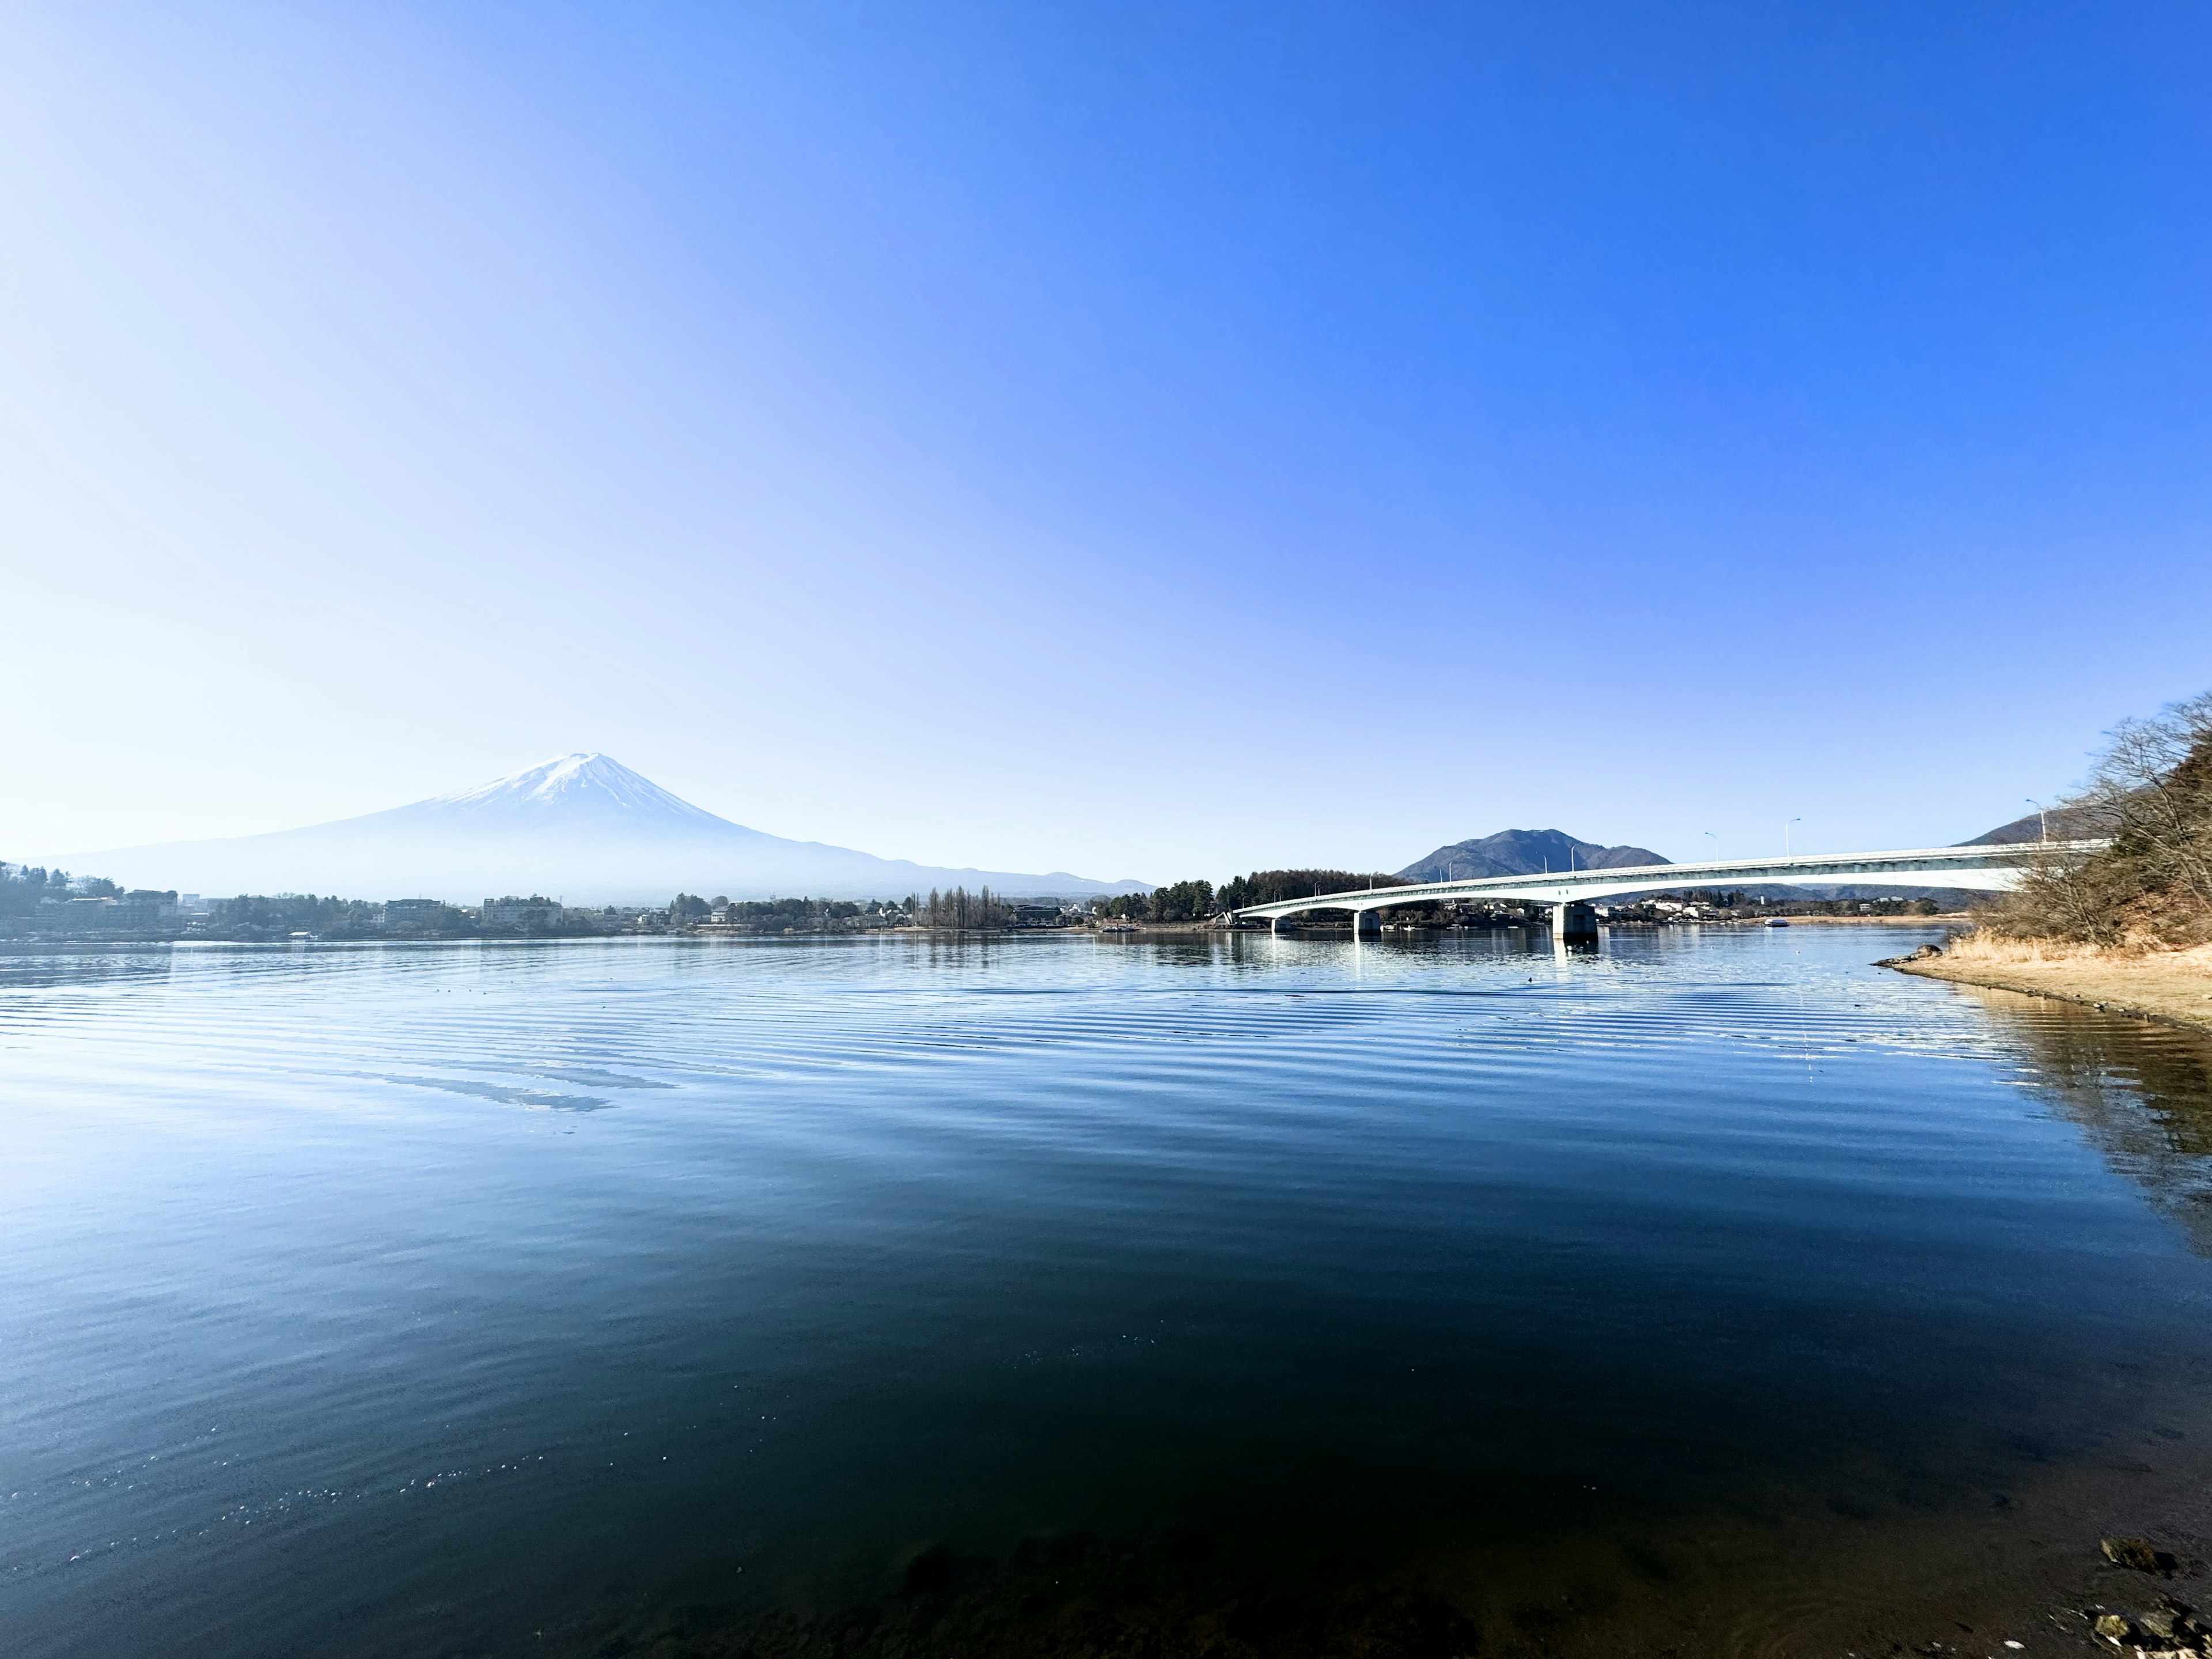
[4,2,2207,884]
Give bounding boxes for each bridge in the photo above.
[1229,841,2102,940]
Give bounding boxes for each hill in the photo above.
[61,754,1150,905]
[1397,829,1671,884]
[1962,805,2117,846]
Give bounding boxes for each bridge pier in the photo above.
[1551,902,1599,944]
[1230,843,2063,936]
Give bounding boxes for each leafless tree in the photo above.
[1993,690,2212,945]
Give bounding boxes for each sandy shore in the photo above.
[1891,937,2212,1033]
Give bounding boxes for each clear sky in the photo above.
[4,3,2207,884]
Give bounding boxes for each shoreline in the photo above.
[1888,942,2212,1035]
[1756,911,1977,925]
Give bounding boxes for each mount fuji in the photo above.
[69,754,1152,904]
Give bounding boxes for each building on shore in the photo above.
[382,898,451,933]
[482,895,564,932]
[41,893,177,931]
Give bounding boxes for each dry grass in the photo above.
[1896,930,2212,1031]
[1936,931,2212,975]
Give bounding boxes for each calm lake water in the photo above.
[8,927,2212,1657]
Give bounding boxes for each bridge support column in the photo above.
[1270,915,1278,937]
[1552,902,1598,944]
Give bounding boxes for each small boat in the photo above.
[1764,918,1790,927]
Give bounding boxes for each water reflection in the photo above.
[0,941,183,991]
[1945,983,2212,1256]
[10,932,2212,1659]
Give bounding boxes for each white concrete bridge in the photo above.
[1229,841,2102,940]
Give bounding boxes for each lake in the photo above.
[7,927,2212,1657]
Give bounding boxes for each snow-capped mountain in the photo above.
[421,753,737,828]
[66,755,1149,904]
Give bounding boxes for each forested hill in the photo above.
[1396,830,1671,884]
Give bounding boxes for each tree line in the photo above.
[1096,870,1415,923]
[1096,880,1214,922]
[672,894,872,929]
[1,863,139,917]
[1988,689,2212,947]
[2,863,84,916]
[918,887,1010,929]
[211,894,393,937]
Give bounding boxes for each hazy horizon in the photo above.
[44,752,1161,903]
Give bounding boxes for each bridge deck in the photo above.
[1228,840,2102,922]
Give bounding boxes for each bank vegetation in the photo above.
[1898,690,2212,1028]
[1981,690,2212,948]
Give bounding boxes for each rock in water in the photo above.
[2147,1597,2211,1646]
[2105,1535,2165,1572]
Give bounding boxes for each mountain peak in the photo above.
[73,753,1151,904]
[421,753,733,826]
[1397,828,1670,884]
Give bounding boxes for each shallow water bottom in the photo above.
[527,1390,2212,1659]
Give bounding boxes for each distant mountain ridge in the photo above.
[1396,829,1671,884]
[1963,805,2116,846]
[65,753,1150,904]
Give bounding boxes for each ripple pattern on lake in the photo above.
[6,929,2212,1658]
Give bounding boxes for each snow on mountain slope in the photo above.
[418,753,736,827]
[59,756,1148,904]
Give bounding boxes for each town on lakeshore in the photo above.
[12,689,2209,1040]
[0,869,1952,944]
[11,687,2209,1046]
[6,755,2012,945]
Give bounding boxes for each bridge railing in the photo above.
[1226,840,2108,922]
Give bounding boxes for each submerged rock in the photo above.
[1876,943,1946,967]
[2105,1536,2167,1573]
[2142,1608,2187,1642]
[2090,1594,2212,1656]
